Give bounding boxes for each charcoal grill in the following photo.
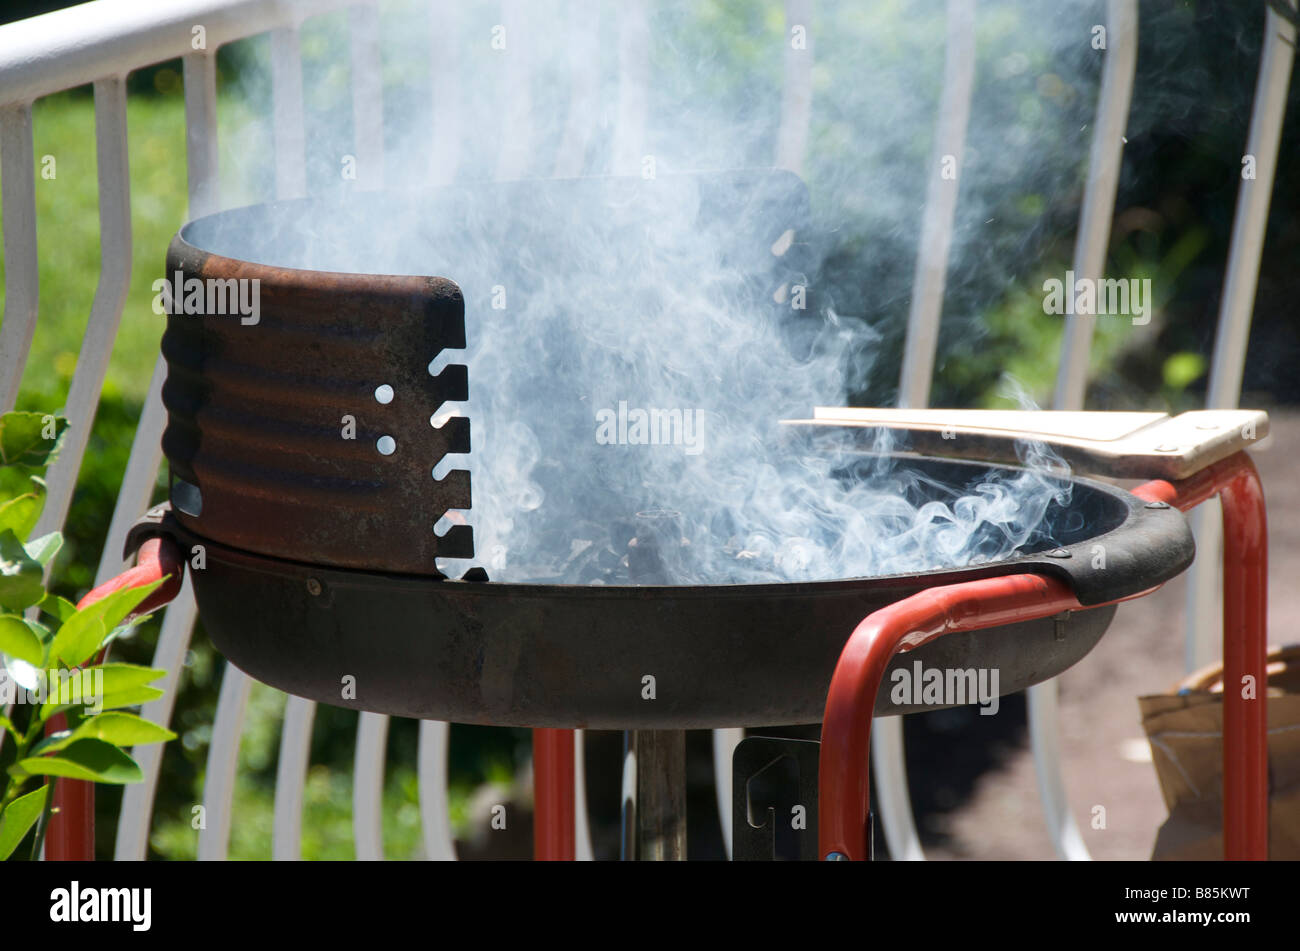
[156,460,1188,728]
[152,170,1196,728]
[59,172,1269,862]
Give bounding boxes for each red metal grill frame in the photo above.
[533,450,1268,862]
[48,453,1266,861]
[817,450,1267,861]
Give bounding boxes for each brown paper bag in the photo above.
[1140,645,1300,860]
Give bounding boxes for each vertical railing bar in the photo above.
[197,664,253,860]
[549,3,599,855]
[868,722,922,859]
[92,360,167,584]
[548,6,601,854]
[183,50,220,218]
[33,76,134,544]
[573,729,594,860]
[1184,509,1222,670]
[896,0,976,409]
[103,359,185,858]
[108,46,218,856]
[553,5,598,852]
[188,38,240,863]
[353,711,389,860]
[1051,0,1138,411]
[281,5,390,861]
[428,1,462,185]
[711,727,742,859]
[1204,3,1296,413]
[269,18,317,858]
[272,695,317,860]
[874,0,977,864]
[0,102,39,412]
[775,0,813,175]
[271,23,307,200]
[551,7,599,179]
[1027,680,1089,859]
[611,0,649,176]
[114,577,199,859]
[28,205,148,851]
[1032,0,1139,864]
[417,721,457,860]
[349,2,384,190]
[1185,2,1295,672]
[494,0,533,182]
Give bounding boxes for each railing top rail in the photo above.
[0,0,363,108]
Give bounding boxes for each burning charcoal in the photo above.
[627,509,691,584]
[596,545,624,573]
[561,538,596,575]
[774,537,815,577]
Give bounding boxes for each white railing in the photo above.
[1035,0,1139,864]
[0,0,1290,861]
[1184,1,1296,676]
[873,0,978,863]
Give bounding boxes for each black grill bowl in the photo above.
[169,455,1190,728]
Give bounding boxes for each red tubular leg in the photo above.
[1216,459,1268,860]
[532,728,575,860]
[43,769,94,862]
[819,573,1083,860]
[43,537,185,861]
[1135,451,1268,860]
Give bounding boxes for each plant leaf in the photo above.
[23,531,62,568]
[31,712,175,756]
[0,412,67,470]
[0,413,67,470]
[30,729,72,757]
[0,529,45,611]
[38,664,166,721]
[94,685,164,713]
[38,593,75,624]
[48,580,163,669]
[0,493,43,543]
[89,712,176,747]
[90,580,166,632]
[0,784,49,860]
[0,615,45,666]
[47,616,104,672]
[94,663,168,691]
[18,738,142,784]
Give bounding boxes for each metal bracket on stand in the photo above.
[732,736,820,861]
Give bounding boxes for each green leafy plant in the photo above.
[0,411,175,860]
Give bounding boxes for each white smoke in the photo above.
[196,0,1106,584]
